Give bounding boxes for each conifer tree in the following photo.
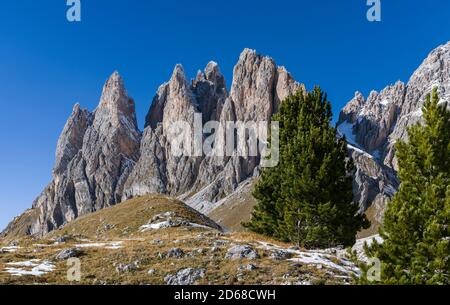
[245,88,369,248]
[362,88,450,284]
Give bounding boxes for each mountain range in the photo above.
[2,41,450,239]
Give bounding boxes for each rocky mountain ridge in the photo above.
[338,41,450,229]
[3,41,450,238]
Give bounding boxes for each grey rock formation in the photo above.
[115,262,139,273]
[338,41,450,227]
[55,248,80,260]
[166,248,185,259]
[27,72,141,236]
[225,245,259,260]
[124,49,303,215]
[270,249,293,260]
[3,49,303,237]
[164,268,206,285]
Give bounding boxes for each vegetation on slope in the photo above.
[0,195,359,285]
[245,89,369,248]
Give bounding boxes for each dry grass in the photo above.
[49,194,221,240]
[357,203,382,238]
[0,209,39,242]
[0,194,356,285]
[208,179,257,232]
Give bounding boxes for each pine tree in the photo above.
[362,88,450,284]
[244,88,369,248]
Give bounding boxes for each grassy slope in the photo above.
[0,195,357,285]
[50,194,222,240]
[208,179,257,232]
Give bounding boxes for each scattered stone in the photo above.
[55,248,80,260]
[148,269,156,275]
[164,268,206,285]
[54,236,70,243]
[246,264,257,271]
[151,212,175,222]
[236,273,245,282]
[166,248,185,259]
[225,245,259,260]
[239,264,258,271]
[103,224,115,231]
[212,240,229,247]
[151,239,164,246]
[271,249,293,260]
[116,262,139,273]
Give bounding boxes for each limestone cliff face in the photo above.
[338,41,450,226]
[27,72,141,236]
[124,49,303,214]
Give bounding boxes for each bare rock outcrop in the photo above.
[28,72,141,236]
[338,41,450,227]
[124,49,303,214]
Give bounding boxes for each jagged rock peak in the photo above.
[336,41,450,230]
[204,61,221,80]
[53,103,93,176]
[146,60,230,129]
[239,48,258,61]
[195,61,227,92]
[229,48,303,121]
[169,64,191,92]
[100,71,127,108]
[95,71,139,132]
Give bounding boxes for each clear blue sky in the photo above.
[1,0,449,231]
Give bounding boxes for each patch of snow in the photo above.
[411,109,423,117]
[6,259,41,267]
[337,121,358,146]
[139,221,209,232]
[188,223,212,230]
[256,241,359,275]
[347,144,374,159]
[352,235,384,263]
[75,241,124,249]
[0,246,20,253]
[288,253,355,275]
[379,99,390,106]
[140,221,171,231]
[105,242,124,250]
[33,244,54,248]
[4,260,55,277]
